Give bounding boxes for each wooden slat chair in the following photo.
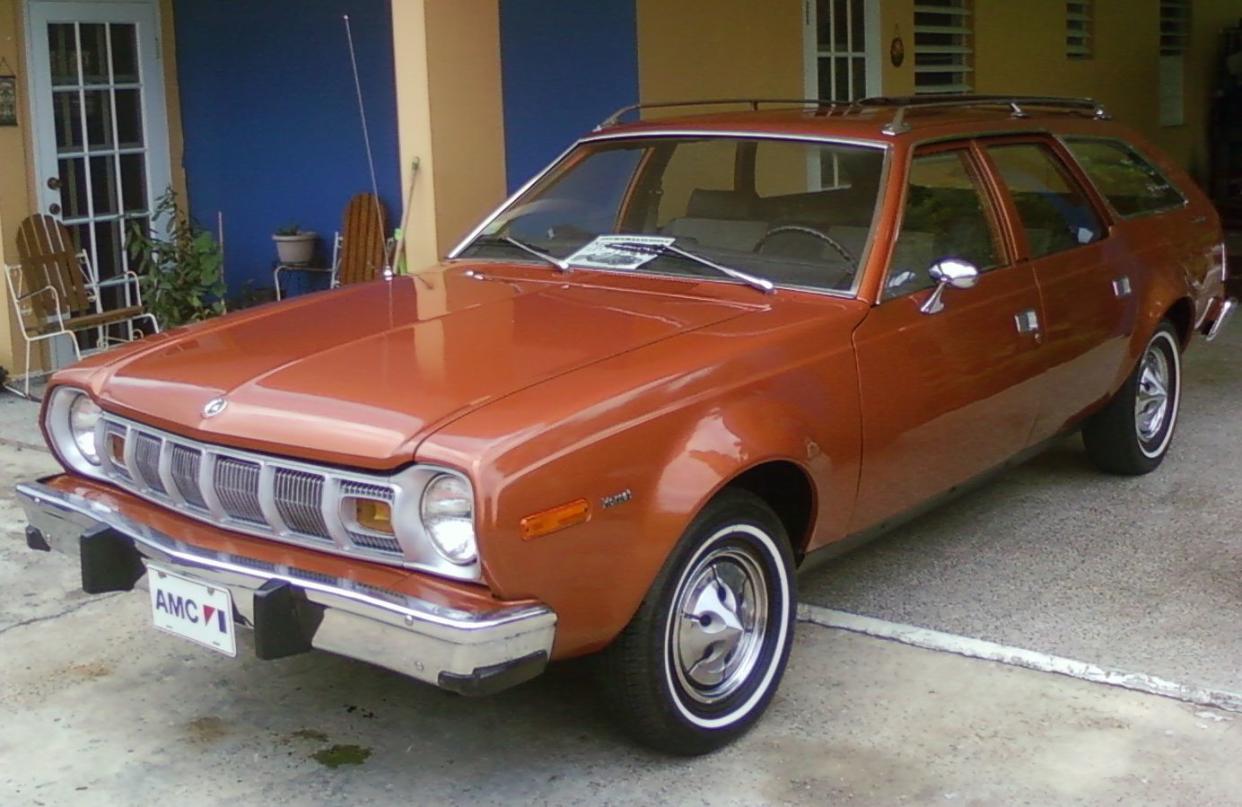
[334,192,389,287]
[273,193,390,300]
[7,214,159,396]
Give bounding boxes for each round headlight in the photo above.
[420,473,476,565]
[68,394,103,465]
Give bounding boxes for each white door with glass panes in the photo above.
[26,0,172,305]
[803,0,881,188]
[804,0,881,103]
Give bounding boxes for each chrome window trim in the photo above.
[91,412,480,582]
[1055,134,1190,221]
[448,131,892,301]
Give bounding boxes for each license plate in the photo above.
[147,564,236,657]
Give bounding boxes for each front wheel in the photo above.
[1083,321,1182,475]
[597,490,796,755]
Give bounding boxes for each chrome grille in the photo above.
[273,468,330,540]
[92,413,479,581]
[214,457,265,525]
[170,444,207,509]
[134,433,166,494]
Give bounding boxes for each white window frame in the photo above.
[912,0,974,95]
[802,0,882,104]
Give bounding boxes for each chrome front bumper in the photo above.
[17,479,556,695]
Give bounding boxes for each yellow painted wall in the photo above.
[636,0,805,109]
[0,0,186,376]
[392,0,507,268]
[634,0,1233,183]
[940,0,1234,181]
[0,0,35,373]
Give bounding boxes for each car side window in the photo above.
[1062,138,1186,218]
[986,143,1105,258]
[883,149,1003,301]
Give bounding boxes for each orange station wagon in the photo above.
[18,95,1235,754]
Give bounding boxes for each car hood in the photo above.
[66,266,759,469]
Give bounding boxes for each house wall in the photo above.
[0,0,35,373]
[499,0,639,192]
[0,0,185,375]
[391,0,507,267]
[635,0,805,109]
[969,0,1240,182]
[173,0,401,296]
[878,0,1236,183]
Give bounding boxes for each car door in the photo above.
[979,137,1132,439]
[849,141,1046,533]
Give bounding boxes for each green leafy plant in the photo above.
[128,188,226,327]
[274,223,303,237]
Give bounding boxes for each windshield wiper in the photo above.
[474,235,571,272]
[608,239,774,294]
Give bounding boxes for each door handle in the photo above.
[48,202,61,216]
[1191,215,1207,225]
[1014,309,1041,337]
[1112,275,1132,298]
[46,176,61,191]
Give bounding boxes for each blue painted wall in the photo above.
[173,0,400,296]
[499,0,639,192]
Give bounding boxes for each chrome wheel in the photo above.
[1135,340,1172,443]
[671,545,769,705]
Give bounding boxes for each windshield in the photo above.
[459,136,886,293]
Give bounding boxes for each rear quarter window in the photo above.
[1063,138,1186,218]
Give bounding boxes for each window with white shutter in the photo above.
[913,0,973,94]
[1159,0,1190,126]
[1066,1,1093,59]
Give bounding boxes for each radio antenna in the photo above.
[343,14,389,274]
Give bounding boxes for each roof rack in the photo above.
[595,98,844,130]
[854,94,1112,135]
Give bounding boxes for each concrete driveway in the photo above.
[1,328,1241,805]
[801,323,1242,695]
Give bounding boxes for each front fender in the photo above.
[417,315,863,659]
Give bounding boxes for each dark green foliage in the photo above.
[128,188,226,327]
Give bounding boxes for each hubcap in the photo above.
[672,546,768,704]
[1135,342,1171,442]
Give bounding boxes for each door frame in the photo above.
[802,0,883,102]
[23,0,173,251]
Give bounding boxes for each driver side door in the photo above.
[849,141,1046,533]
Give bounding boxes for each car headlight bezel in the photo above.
[45,387,107,479]
[419,472,477,565]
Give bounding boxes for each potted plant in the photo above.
[272,224,317,265]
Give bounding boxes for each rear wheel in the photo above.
[1083,321,1182,475]
[598,490,796,755]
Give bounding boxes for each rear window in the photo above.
[1063,138,1186,218]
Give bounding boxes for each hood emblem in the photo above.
[202,397,228,418]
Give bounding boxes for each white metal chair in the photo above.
[274,193,389,300]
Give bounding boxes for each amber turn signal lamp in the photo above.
[520,499,590,540]
[353,498,395,535]
[106,433,126,466]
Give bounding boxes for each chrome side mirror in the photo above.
[920,258,980,315]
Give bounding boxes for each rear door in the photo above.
[849,141,1046,533]
[979,137,1131,439]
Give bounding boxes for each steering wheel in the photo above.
[755,225,855,264]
